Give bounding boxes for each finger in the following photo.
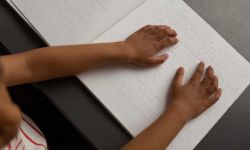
[207,76,219,95]
[158,37,178,50]
[155,30,168,41]
[158,25,177,36]
[146,54,169,65]
[201,66,215,85]
[158,25,171,29]
[205,88,222,108]
[172,67,185,88]
[200,67,218,96]
[147,26,161,35]
[159,26,177,37]
[155,29,177,41]
[213,76,219,89]
[138,25,154,33]
[189,62,205,84]
[207,66,214,78]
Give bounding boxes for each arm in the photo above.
[122,62,222,150]
[2,25,177,86]
[0,63,21,148]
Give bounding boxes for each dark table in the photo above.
[1,0,250,149]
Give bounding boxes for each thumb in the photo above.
[146,54,169,65]
[172,67,184,89]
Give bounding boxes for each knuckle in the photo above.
[213,82,218,88]
[150,60,157,64]
[162,30,169,35]
[147,58,156,64]
[190,80,199,86]
[198,70,203,75]
[166,28,172,33]
[147,24,154,28]
[155,26,160,29]
[143,25,153,31]
[203,100,211,108]
[192,75,199,82]
[161,25,170,30]
[153,42,160,49]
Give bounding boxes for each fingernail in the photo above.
[208,66,214,72]
[169,37,178,43]
[163,54,169,58]
[179,67,184,72]
[171,30,177,35]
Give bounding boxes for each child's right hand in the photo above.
[166,62,222,122]
[123,25,178,66]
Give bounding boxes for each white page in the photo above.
[10,0,146,45]
[78,0,250,149]
[6,0,50,45]
[6,0,30,25]
[9,0,250,149]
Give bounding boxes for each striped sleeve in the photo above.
[1,113,47,150]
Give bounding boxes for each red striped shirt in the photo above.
[1,114,47,150]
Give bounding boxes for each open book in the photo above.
[8,0,250,149]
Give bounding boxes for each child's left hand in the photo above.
[166,62,222,122]
[123,25,178,66]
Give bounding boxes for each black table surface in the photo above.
[1,0,250,150]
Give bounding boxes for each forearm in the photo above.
[3,42,129,86]
[122,62,221,150]
[25,42,129,75]
[122,109,187,150]
[3,25,177,86]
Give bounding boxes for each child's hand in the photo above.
[166,62,222,122]
[124,25,178,65]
